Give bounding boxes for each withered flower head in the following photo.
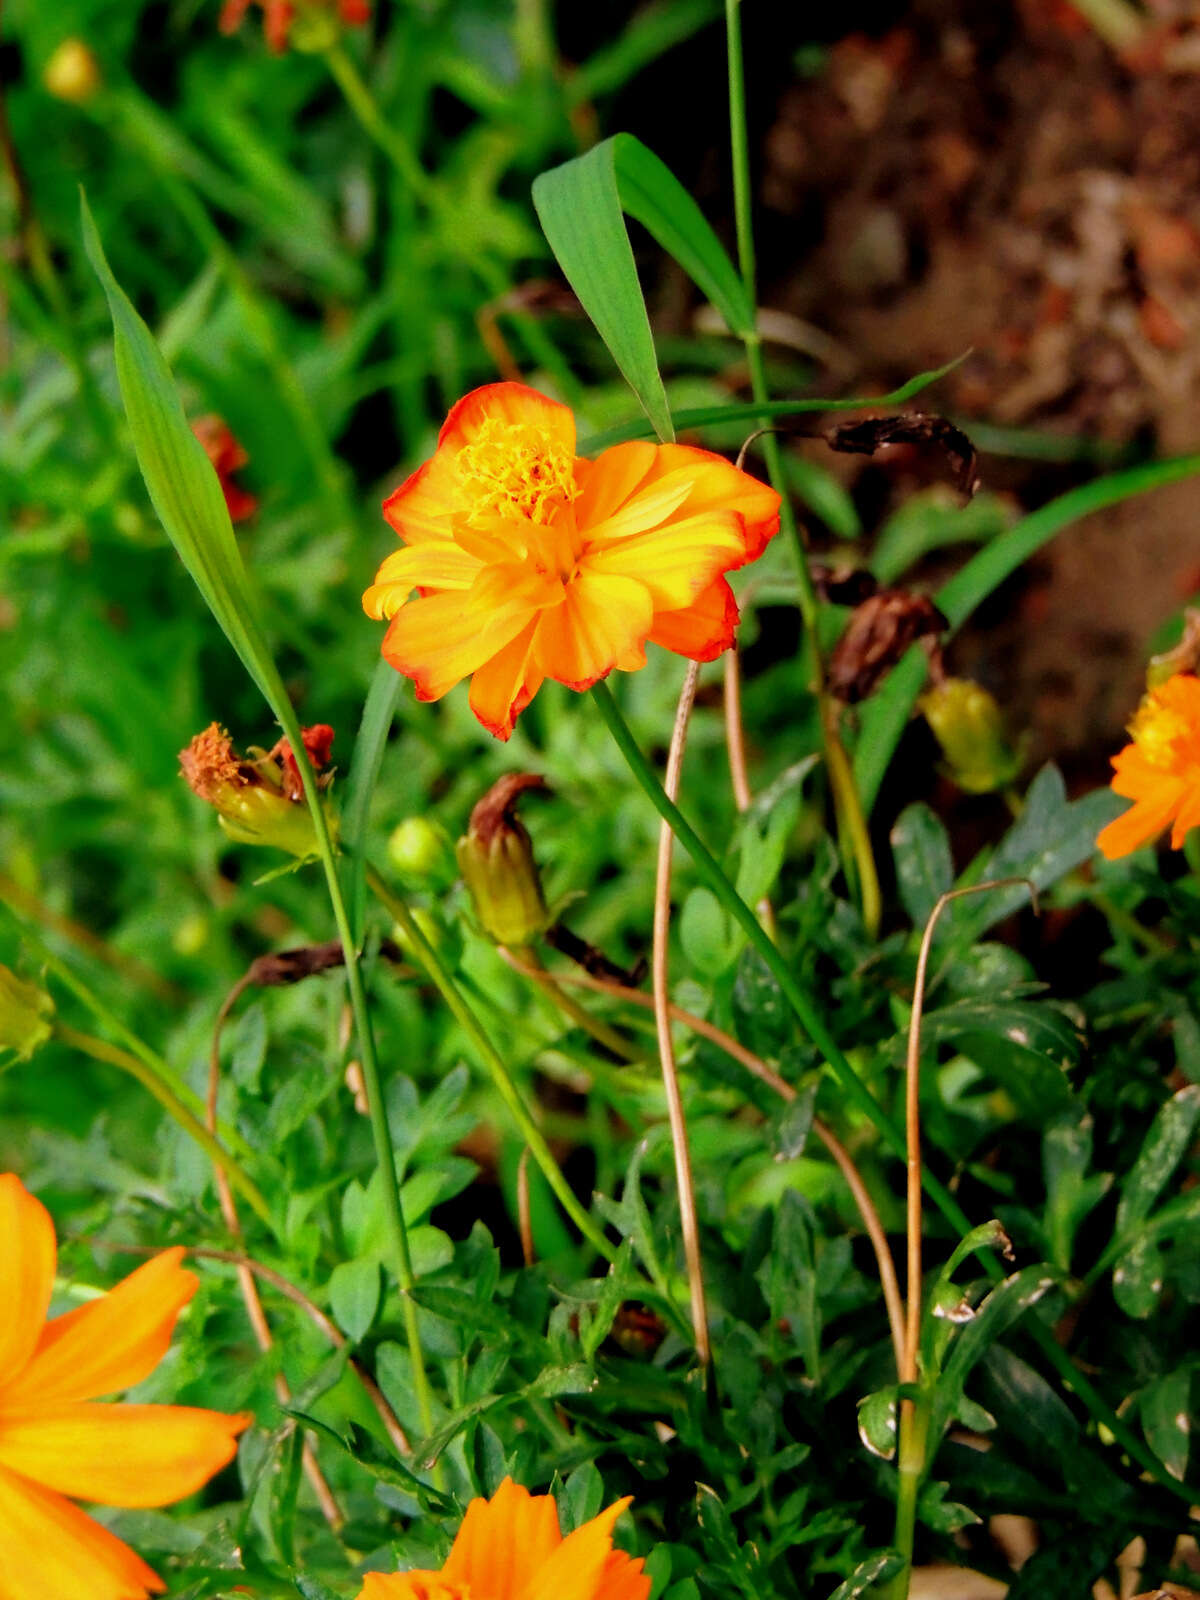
[179,722,336,857]
[827,589,947,704]
[456,774,550,947]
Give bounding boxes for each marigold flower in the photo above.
[363,383,781,741]
[179,721,337,857]
[219,0,369,52]
[0,1173,250,1600]
[356,1476,649,1600]
[191,416,257,524]
[1096,673,1200,859]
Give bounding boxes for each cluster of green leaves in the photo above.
[6,4,1200,1600]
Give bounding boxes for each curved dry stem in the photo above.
[517,1146,535,1268]
[723,646,779,938]
[656,662,710,1365]
[507,944,642,1062]
[501,952,905,1374]
[209,978,342,1529]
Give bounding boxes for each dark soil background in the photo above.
[582,0,1200,786]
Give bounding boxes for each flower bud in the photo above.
[918,677,1023,794]
[0,966,53,1062]
[179,722,337,859]
[43,38,101,104]
[387,817,456,888]
[456,774,549,947]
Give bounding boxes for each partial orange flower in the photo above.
[356,1476,650,1600]
[0,1174,250,1600]
[192,415,257,524]
[219,0,369,52]
[363,383,781,740]
[1097,672,1200,859]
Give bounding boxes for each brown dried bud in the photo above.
[456,774,549,947]
[827,590,947,703]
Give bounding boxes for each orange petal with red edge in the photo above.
[528,1497,645,1600]
[627,442,781,559]
[586,510,745,613]
[0,1175,57,1387]
[11,1248,197,1406]
[0,1402,250,1509]
[0,1461,164,1600]
[648,578,740,662]
[382,582,541,703]
[364,543,482,619]
[468,621,544,742]
[438,383,576,459]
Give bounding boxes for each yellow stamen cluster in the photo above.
[1129,693,1192,770]
[454,420,577,526]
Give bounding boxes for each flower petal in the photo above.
[364,543,482,618]
[0,1462,164,1600]
[0,1174,57,1387]
[442,1477,562,1600]
[528,1497,646,1600]
[357,1574,463,1600]
[533,571,653,691]
[439,383,576,459]
[0,1402,250,1508]
[381,580,543,703]
[10,1249,197,1406]
[637,444,781,560]
[586,510,745,612]
[468,621,545,742]
[574,442,658,526]
[648,578,740,662]
[1096,789,1181,860]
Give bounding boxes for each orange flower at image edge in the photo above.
[363,383,782,740]
[0,1174,250,1600]
[1097,672,1200,860]
[357,1476,650,1600]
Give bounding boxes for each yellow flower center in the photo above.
[455,420,577,526]
[1130,692,1192,770]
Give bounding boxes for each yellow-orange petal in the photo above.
[441,1477,562,1600]
[573,441,658,526]
[594,1549,652,1600]
[532,571,654,691]
[467,620,544,742]
[382,580,543,703]
[528,1497,643,1600]
[0,1402,250,1509]
[10,1249,197,1407]
[364,544,482,618]
[1169,783,1200,847]
[0,1174,57,1387]
[0,1461,164,1600]
[358,1575,465,1600]
[630,443,781,559]
[585,509,745,613]
[438,382,576,461]
[1096,789,1182,860]
[648,577,740,662]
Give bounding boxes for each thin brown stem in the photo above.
[722,645,779,938]
[655,662,709,1363]
[209,979,342,1528]
[506,945,642,1063]
[506,955,905,1374]
[516,1147,535,1268]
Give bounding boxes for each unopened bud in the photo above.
[179,722,337,858]
[0,966,53,1062]
[918,677,1023,794]
[43,38,101,103]
[387,817,456,888]
[456,774,549,947]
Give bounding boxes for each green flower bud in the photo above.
[0,966,53,1062]
[456,774,550,948]
[43,38,101,103]
[180,722,337,859]
[387,817,456,889]
[918,678,1023,794]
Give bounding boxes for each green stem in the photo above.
[724,0,880,934]
[54,1023,273,1229]
[365,865,616,1263]
[590,677,1200,1505]
[512,945,644,1063]
[324,42,438,208]
[884,1400,928,1600]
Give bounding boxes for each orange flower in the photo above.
[1096,673,1200,859]
[192,416,257,524]
[356,1476,650,1600]
[219,0,369,51]
[363,383,781,740]
[0,1174,251,1600]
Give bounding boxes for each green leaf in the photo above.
[328,1257,382,1344]
[827,1552,904,1600]
[1139,1368,1192,1482]
[871,488,1014,587]
[770,1081,818,1161]
[1112,1232,1168,1320]
[912,995,1082,1118]
[891,803,954,929]
[678,886,739,978]
[856,1386,898,1459]
[558,1460,606,1532]
[1043,1111,1111,1272]
[341,658,404,946]
[1116,1083,1200,1234]
[582,1239,637,1361]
